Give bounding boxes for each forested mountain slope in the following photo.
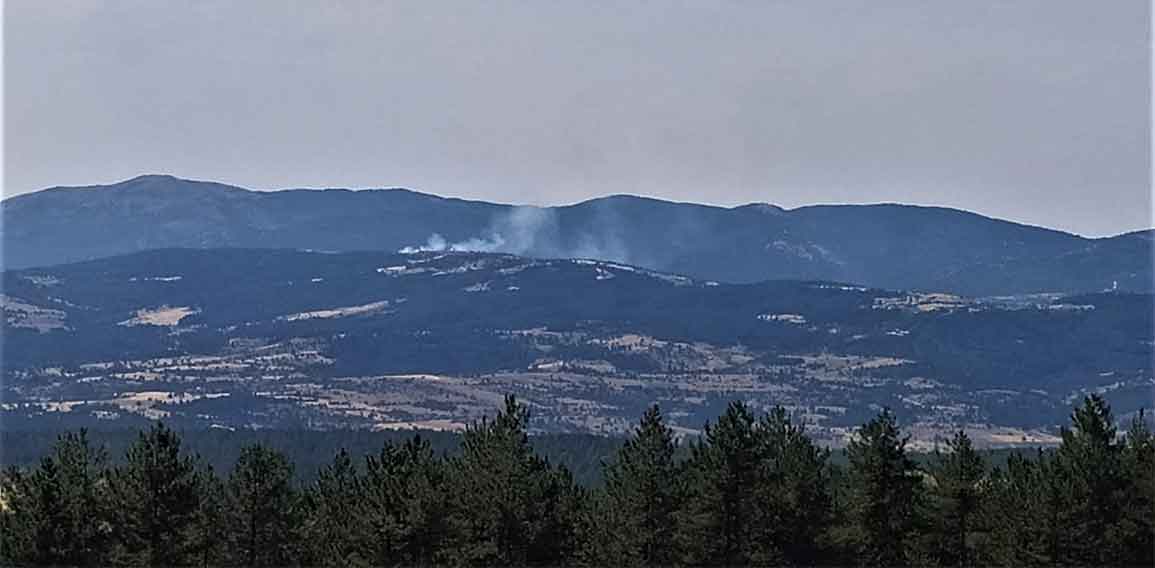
[5,175,1150,295]
[4,248,1151,442]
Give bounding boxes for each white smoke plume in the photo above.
[398,206,553,255]
[398,203,639,264]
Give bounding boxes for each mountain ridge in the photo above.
[3,175,1150,296]
[3,174,1127,239]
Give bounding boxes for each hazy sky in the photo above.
[5,1,1151,236]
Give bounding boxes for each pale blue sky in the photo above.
[5,0,1150,236]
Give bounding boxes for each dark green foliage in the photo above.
[0,466,32,565]
[1,395,1152,567]
[675,402,832,566]
[843,409,922,566]
[108,422,202,565]
[361,436,448,566]
[0,430,113,566]
[442,395,583,566]
[0,428,621,487]
[1119,411,1155,566]
[983,449,1055,566]
[925,430,985,566]
[226,444,301,567]
[591,404,683,566]
[1049,395,1129,565]
[677,401,765,566]
[982,396,1154,567]
[755,406,833,565]
[190,468,229,568]
[300,448,367,566]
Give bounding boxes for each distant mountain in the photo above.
[3,175,1151,295]
[4,248,1152,438]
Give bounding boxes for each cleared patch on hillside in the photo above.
[119,306,199,326]
[278,300,392,321]
[2,295,68,332]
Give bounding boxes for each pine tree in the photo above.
[109,422,203,566]
[926,430,985,566]
[1118,410,1155,566]
[301,448,368,566]
[531,463,586,565]
[984,398,1132,567]
[226,444,301,567]
[4,430,115,566]
[983,450,1053,566]
[397,437,451,565]
[1050,395,1127,565]
[189,467,229,568]
[755,406,832,565]
[594,404,684,566]
[443,395,579,566]
[0,465,35,565]
[677,400,763,566]
[363,435,449,566]
[844,408,921,566]
[6,398,1152,567]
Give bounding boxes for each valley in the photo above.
[5,248,1150,446]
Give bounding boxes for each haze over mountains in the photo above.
[4,174,1151,296]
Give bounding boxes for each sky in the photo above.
[4,1,1151,236]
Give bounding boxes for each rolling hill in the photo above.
[4,248,1151,443]
[4,175,1150,295]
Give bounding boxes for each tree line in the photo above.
[1,394,1151,567]
[0,427,620,488]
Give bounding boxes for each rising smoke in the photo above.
[398,204,634,264]
[398,206,553,254]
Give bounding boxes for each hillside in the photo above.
[4,175,1150,295]
[4,248,1151,445]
